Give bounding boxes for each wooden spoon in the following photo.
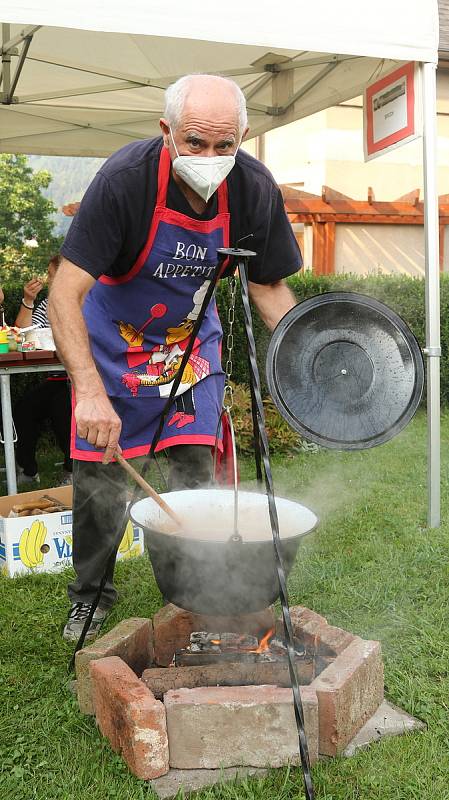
[115,451,183,530]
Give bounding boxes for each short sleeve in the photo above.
[32,299,49,328]
[60,172,125,279]
[248,185,302,285]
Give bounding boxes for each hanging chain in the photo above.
[223,274,237,410]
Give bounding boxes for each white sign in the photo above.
[364,63,422,161]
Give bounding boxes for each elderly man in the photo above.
[49,74,301,641]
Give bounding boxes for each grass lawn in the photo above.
[0,410,448,799]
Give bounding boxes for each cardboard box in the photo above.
[0,486,144,577]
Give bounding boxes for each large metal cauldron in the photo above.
[130,489,317,615]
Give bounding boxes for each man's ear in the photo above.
[241,126,250,142]
[159,118,171,148]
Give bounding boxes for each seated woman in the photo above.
[14,255,73,485]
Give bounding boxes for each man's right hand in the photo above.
[75,392,122,464]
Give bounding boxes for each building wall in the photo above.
[333,224,425,276]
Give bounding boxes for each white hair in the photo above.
[164,74,248,136]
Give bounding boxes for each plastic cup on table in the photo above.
[0,329,9,353]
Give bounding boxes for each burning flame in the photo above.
[254,627,275,654]
[204,629,275,653]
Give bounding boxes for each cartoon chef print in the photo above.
[118,281,211,429]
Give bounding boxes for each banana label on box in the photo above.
[16,519,141,567]
[0,513,143,576]
[18,520,48,568]
[118,521,142,560]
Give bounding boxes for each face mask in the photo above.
[170,128,238,202]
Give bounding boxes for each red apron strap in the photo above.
[217,178,229,214]
[156,146,171,208]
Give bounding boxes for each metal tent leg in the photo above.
[422,61,441,528]
[0,373,17,495]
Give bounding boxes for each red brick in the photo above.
[277,608,356,656]
[153,603,275,667]
[75,617,153,714]
[90,656,169,779]
[152,605,195,666]
[313,639,384,755]
[141,658,315,698]
[275,606,327,642]
[164,684,319,768]
[316,625,358,656]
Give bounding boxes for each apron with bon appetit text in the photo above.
[71,145,229,461]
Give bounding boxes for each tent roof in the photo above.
[0,1,439,156]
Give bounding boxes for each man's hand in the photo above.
[62,202,81,217]
[23,277,44,306]
[75,392,122,464]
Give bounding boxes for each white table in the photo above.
[0,357,66,494]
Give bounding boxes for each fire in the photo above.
[254,627,275,654]
[196,630,276,654]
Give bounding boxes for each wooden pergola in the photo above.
[281,185,449,275]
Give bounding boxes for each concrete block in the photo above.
[343,700,426,756]
[313,638,384,755]
[150,767,268,799]
[164,684,319,769]
[90,656,169,779]
[75,617,153,714]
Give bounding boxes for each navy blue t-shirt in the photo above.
[61,137,302,284]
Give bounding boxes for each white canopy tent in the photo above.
[0,1,438,156]
[0,1,441,524]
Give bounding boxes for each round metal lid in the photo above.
[266,292,424,450]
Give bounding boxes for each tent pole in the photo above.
[422,61,441,528]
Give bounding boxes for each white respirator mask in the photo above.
[170,128,239,202]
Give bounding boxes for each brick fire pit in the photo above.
[74,604,384,780]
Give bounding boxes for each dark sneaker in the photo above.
[63,602,108,642]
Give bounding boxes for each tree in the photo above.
[0,154,63,283]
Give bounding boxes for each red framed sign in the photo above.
[364,62,422,161]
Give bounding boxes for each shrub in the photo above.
[229,382,302,456]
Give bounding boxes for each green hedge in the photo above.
[2,273,447,403]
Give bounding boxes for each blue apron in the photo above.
[72,145,230,460]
